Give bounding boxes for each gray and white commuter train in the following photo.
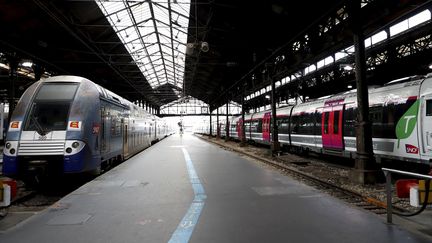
[3,75,174,177]
[199,74,432,170]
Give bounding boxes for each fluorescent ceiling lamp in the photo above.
[343,65,353,71]
[21,61,33,68]
[96,0,191,90]
[0,63,9,70]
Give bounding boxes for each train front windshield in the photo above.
[24,83,79,133]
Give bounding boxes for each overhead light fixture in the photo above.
[21,61,33,68]
[200,42,209,52]
[265,95,270,99]
[0,63,10,70]
[343,65,353,71]
[186,43,195,56]
[429,64,432,69]
[347,85,352,89]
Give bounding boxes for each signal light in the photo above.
[70,121,79,128]
[10,121,19,129]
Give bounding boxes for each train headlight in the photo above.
[72,142,80,148]
[3,141,18,156]
[64,140,85,156]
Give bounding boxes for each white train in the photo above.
[199,74,432,170]
[3,76,174,178]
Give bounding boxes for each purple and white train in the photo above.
[3,75,174,178]
[200,74,432,170]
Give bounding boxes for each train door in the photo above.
[123,118,129,158]
[237,118,244,140]
[101,106,109,153]
[420,96,432,157]
[263,112,271,142]
[322,105,344,150]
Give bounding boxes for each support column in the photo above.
[349,0,378,184]
[216,107,220,139]
[269,65,280,154]
[225,101,229,142]
[7,55,18,121]
[240,87,247,147]
[209,106,213,137]
[33,63,44,81]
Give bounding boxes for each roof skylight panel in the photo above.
[98,0,191,90]
[132,2,151,23]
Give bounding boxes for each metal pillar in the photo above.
[209,107,213,137]
[33,63,44,81]
[349,0,378,184]
[269,66,280,154]
[225,101,229,142]
[240,87,247,147]
[216,107,220,139]
[7,55,18,121]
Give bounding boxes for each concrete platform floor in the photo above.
[0,134,430,242]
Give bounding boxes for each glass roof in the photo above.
[96,0,191,89]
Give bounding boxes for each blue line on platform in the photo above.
[168,148,206,243]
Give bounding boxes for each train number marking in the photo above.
[92,123,100,134]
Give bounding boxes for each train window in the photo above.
[323,112,330,134]
[277,117,289,134]
[427,100,432,116]
[257,119,263,133]
[315,111,322,135]
[333,111,340,134]
[245,121,251,132]
[250,120,259,132]
[24,102,70,131]
[369,106,384,138]
[290,115,299,134]
[35,83,79,101]
[343,107,356,137]
[296,113,313,135]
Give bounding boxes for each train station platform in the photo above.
[0,134,430,242]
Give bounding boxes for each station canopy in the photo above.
[96,0,190,91]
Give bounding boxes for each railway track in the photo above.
[197,135,408,216]
[0,176,91,222]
